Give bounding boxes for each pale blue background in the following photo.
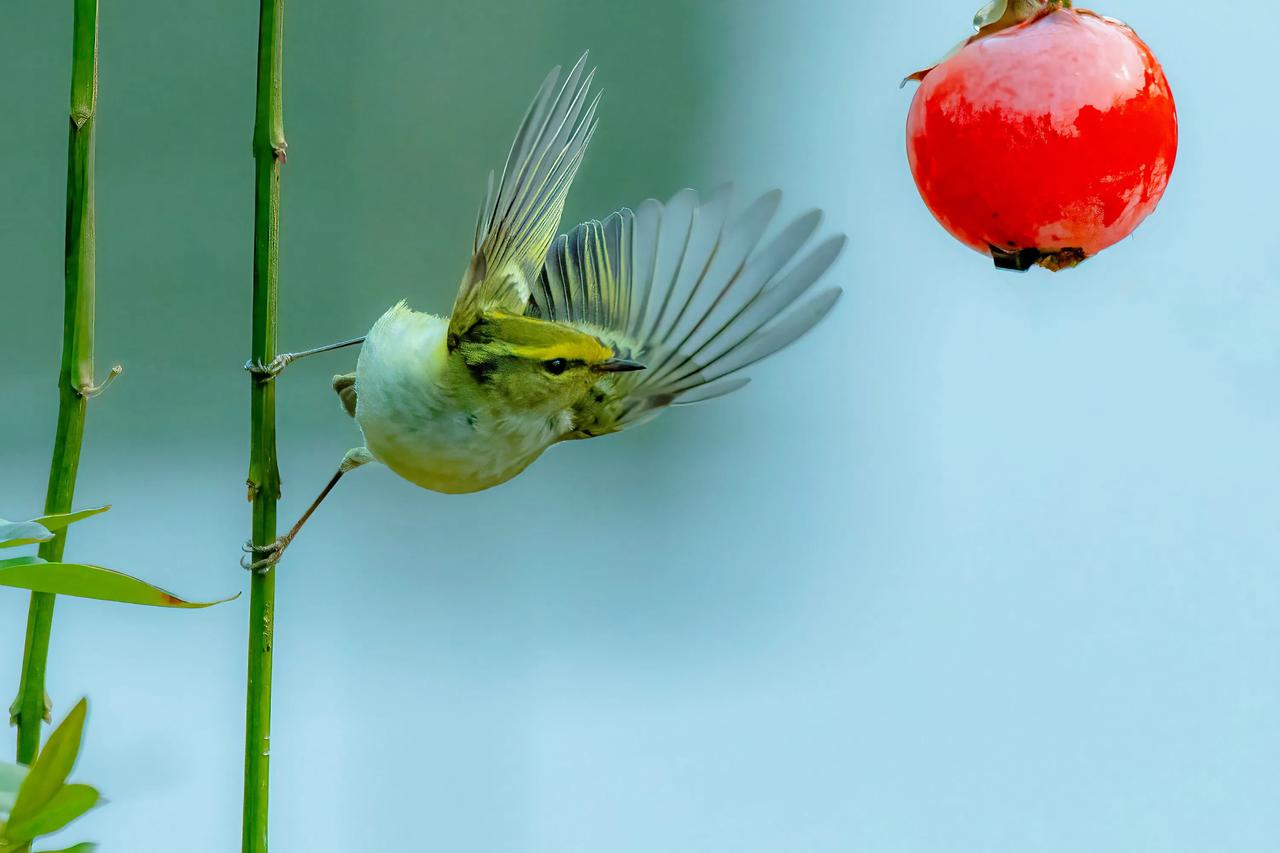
[3,0,1279,850]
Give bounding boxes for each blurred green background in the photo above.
[4,0,1280,851]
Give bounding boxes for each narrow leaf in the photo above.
[5,700,87,835]
[32,507,109,534]
[4,784,99,842]
[0,562,238,609]
[0,520,54,550]
[41,845,97,853]
[1,557,45,569]
[0,762,28,815]
[0,507,107,549]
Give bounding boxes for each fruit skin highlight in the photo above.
[906,7,1178,271]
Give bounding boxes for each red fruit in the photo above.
[906,5,1178,271]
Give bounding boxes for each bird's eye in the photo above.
[543,358,569,375]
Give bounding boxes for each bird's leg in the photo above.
[241,448,374,572]
[245,336,367,380]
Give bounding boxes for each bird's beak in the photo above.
[595,357,646,373]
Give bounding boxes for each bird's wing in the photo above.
[530,185,845,435]
[449,54,600,339]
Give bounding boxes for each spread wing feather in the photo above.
[531,186,845,433]
[451,54,599,337]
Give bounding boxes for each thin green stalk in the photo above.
[14,0,101,766]
[243,0,286,849]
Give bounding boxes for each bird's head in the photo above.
[448,312,644,413]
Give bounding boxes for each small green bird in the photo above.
[244,54,845,569]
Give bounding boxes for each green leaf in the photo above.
[32,507,109,535]
[3,785,99,842]
[0,507,108,550]
[5,700,87,840]
[40,844,97,853]
[0,561,238,609]
[1,557,45,569]
[0,762,28,816]
[0,520,53,550]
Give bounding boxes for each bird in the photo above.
[242,53,847,570]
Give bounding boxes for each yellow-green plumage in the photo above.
[338,53,846,495]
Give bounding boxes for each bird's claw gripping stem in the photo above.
[241,535,293,573]
[244,337,366,380]
[244,353,295,380]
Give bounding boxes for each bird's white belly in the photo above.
[359,404,550,494]
[352,304,560,494]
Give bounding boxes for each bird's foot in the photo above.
[244,353,296,380]
[241,535,293,573]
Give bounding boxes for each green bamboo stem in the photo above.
[13,0,101,766]
[243,0,286,849]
